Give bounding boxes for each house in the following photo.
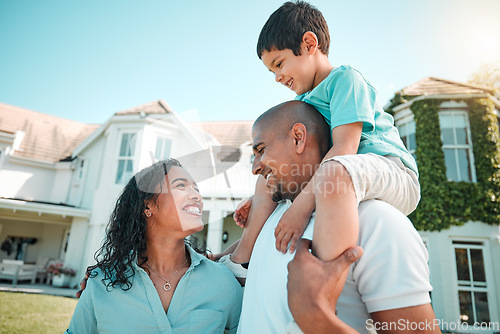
[2,76,499,331]
[0,100,255,287]
[0,102,98,274]
[388,77,500,331]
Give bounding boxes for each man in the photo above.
[238,100,439,333]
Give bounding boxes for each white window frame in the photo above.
[438,111,476,182]
[154,135,173,161]
[72,158,87,187]
[452,240,495,325]
[115,131,138,185]
[396,115,417,160]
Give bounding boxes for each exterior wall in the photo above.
[0,159,57,201]
[49,165,73,203]
[66,138,106,209]
[63,217,92,287]
[420,222,500,332]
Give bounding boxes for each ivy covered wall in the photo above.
[405,98,500,231]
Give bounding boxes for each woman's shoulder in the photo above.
[188,247,240,285]
[85,265,139,293]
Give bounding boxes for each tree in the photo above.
[468,62,500,98]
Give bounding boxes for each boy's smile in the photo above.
[261,47,316,95]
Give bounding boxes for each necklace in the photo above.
[146,258,188,291]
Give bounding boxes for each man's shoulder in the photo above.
[358,200,416,231]
[356,200,425,255]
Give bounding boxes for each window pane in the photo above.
[115,160,125,183]
[455,248,470,281]
[459,291,474,324]
[474,292,491,322]
[115,159,134,184]
[470,249,486,282]
[441,128,455,145]
[444,149,459,181]
[119,133,136,157]
[124,159,134,181]
[155,138,163,160]
[409,133,416,151]
[119,133,130,156]
[457,149,471,182]
[408,121,416,134]
[439,113,453,126]
[163,139,172,158]
[439,113,453,145]
[454,113,467,128]
[398,123,408,137]
[400,135,408,150]
[128,134,136,157]
[155,137,172,160]
[455,127,468,145]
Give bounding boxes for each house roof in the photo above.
[196,121,253,162]
[0,102,99,162]
[399,77,496,96]
[115,99,173,116]
[198,121,253,147]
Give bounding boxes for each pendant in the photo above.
[163,282,172,291]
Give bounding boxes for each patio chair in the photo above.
[0,259,37,285]
[35,257,51,283]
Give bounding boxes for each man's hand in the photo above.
[75,266,94,299]
[233,196,253,228]
[274,204,310,254]
[287,239,362,333]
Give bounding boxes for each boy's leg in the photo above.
[231,175,278,264]
[312,161,359,263]
[333,153,420,216]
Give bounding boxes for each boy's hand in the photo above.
[233,196,253,228]
[274,204,310,254]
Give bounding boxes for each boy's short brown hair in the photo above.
[257,1,330,58]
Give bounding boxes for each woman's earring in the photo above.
[145,210,152,218]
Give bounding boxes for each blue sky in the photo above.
[1,0,499,124]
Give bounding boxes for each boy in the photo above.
[221,0,419,284]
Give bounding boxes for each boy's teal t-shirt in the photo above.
[296,65,418,175]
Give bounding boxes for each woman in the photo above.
[66,159,243,333]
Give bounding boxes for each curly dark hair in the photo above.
[90,159,186,291]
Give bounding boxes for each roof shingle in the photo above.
[0,102,99,162]
[115,100,172,115]
[400,77,495,96]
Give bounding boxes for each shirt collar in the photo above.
[133,244,207,272]
[185,244,207,269]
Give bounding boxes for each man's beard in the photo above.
[270,182,294,202]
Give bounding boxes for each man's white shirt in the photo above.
[237,199,432,334]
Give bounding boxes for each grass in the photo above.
[0,292,77,334]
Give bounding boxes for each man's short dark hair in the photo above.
[257,1,330,58]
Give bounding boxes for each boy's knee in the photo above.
[314,161,353,196]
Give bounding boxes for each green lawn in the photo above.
[0,292,77,334]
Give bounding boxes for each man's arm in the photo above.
[287,239,362,334]
[370,304,441,334]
